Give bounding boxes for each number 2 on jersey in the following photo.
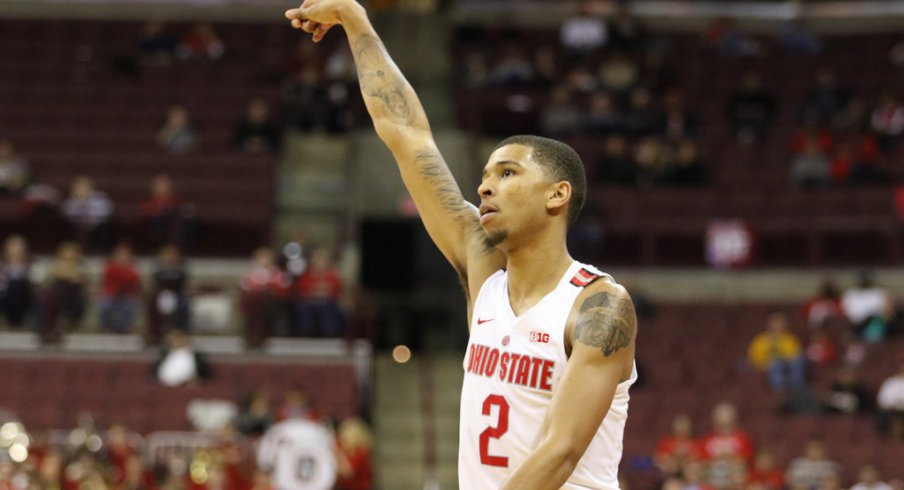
[479,394,509,467]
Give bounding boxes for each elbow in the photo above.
[544,440,584,481]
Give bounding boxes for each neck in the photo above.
[503,231,573,315]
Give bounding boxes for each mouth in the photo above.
[479,203,498,224]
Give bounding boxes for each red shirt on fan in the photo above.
[103,261,141,297]
[296,269,342,300]
[336,446,373,490]
[655,434,703,462]
[698,430,755,461]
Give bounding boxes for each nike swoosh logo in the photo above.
[477,318,494,325]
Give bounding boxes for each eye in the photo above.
[501,169,514,178]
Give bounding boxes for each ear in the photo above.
[546,180,572,215]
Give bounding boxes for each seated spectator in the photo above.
[824,366,871,415]
[62,176,113,251]
[532,46,559,87]
[485,46,535,87]
[653,414,701,477]
[790,136,831,189]
[141,174,195,249]
[680,460,715,490]
[842,270,895,341]
[786,441,841,490]
[136,20,176,64]
[40,242,87,343]
[748,312,807,392]
[541,86,581,136]
[791,123,834,156]
[665,140,706,186]
[157,105,199,154]
[877,354,904,441]
[747,450,785,490]
[851,464,893,490]
[802,278,844,329]
[608,2,647,52]
[870,92,904,154]
[241,247,288,348]
[582,92,625,134]
[147,245,190,346]
[336,418,374,490]
[560,3,607,55]
[99,243,141,334]
[0,235,33,328]
[661,90,698,142]
[235,98,282,153]
[596,134,637,184]
[805,329,838,367]
[834,96,870,134]
[176,23,225,61]
[633,137,670,186]
[624,88,661,136]
[835,132,885,183]
[277,386,320,422]
[0,139,30,195]
[699,402,755,463]
[235,391,274,437]
[153,328,211,387]
[778,20,821,55]
[728,72,775,144]
[292,248,345,337]
[462,51,489,88]
[598,53,639,96]
[802,69,848,125]
[704,17,762,57]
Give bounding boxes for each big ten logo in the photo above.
[529,331,550,343]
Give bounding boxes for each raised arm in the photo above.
[501,282,637,489]
[286,1,499,286]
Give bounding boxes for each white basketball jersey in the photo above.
[257,419,338,490]
[458,261,636,490]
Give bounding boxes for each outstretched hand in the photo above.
[285,0,352,42]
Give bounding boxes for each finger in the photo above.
[301,20,320,33]
[312,23,334,43]
[291,18,304,29]
[285,8,302,20]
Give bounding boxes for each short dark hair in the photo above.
[495,135,586,224]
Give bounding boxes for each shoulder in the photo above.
[569,278,636,357]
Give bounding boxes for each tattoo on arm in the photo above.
[574,291,636,356]
[353,34,415,126]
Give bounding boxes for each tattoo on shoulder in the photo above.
[574,291,635,357]
[353,34,413,126]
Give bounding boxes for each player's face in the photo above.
[477,144,555,246]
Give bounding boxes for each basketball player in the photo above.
[286,2,637,488]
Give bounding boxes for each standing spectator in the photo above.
[147,245,190,346]
[0,235,33,328]
[842,270,894,341]
[653,414,701,478]
[877,354,904,441]
[141,174,195,249]
[235,98,282,154]
[241,247,288,348]
[293,248,345,337]
[153,328,211,387]
[870,92,904,154]
[748,312,807,392]
[0,139,30,195]
[99,242,141,334]
[728,72,775,145]
[802,278,845,329]
[785,441,841,490]
[157,105,199,154]
[40,241,87,343]
[747,450,785,490]
[698,402,755,463]
[176,23,226,61]
[851,464,893,490]
[560,3,607,55]
[823,366,872,415]
[62,176,113,251]
[336,418,374,490]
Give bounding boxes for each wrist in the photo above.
[338,1,367,26]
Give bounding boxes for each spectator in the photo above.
[141,174,195,249]
[666,140,706,186]
[823,366,872,415]
[748,312,807,392]
[728,72,775,145]
[176,23,225,61]
[624,88,661,136]
[802,69,848,125]
[156,105,199,154]
[747,450,785,490]
[40,241,87,343]
[62,176,113,251]
[532,46,559,87]
[0,235,33,328]
[236,391,274,437]
[277,386,320,422]
[560,3,607,55]
[241,247,288,348]
[653,414,701,477]
[877,354,904,441]
[842,270,894,341]
[153,328,211,387]
[0,139,30,195]
[834,97,871,134]
[785,441,841,490]
[851,464,893,490]
[704,17,762,57]
[293,247,345,337]
[802,278,844,329]
[661,90,698,142]
[790,136,831,189]
[870,92,904,154]
[805,329,838,367]
[608,2,646,52]
[681,460,715,490]
[136,20,176,64]
[778,20,821,55]
[596,134,636,184]
[99,242,141,334]
[104,423,137,482]
[336,418,374,490]
[698,402,755,463]
[540,86,582,136]
[633,137,670,186]
[235,98,282,154]
[283,65,327,132]
[147,245,190,346]
[462,51,489,88]
[598,53,639,96]
[486,46,534,87]
[582,92,625,134]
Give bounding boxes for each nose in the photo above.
[478,177,494,198]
